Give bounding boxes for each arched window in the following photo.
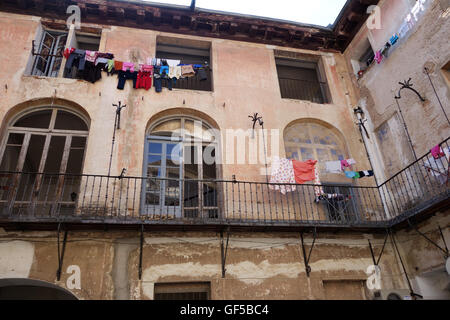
[0,107,89,215]
[284,120,349,181]
[143,116,219,218]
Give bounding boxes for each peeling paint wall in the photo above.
[345,0,450,172]
[0,3,447,300]
[0,11,371,182]
[0,230,409,300]
[344,0,450,299]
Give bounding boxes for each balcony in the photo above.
[0,138,448,232]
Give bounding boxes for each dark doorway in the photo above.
[0,278,78,300]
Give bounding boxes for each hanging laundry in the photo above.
[423,147,450,185]
[181,65,195,77]
[381,42,391,57]
[106,60,115,73]
[95,57,109,65]
[136,70,153,90]
[159,65,169,76]
[85,50,98,63]
[390,34,399,45]
[314,167,324,198]
[168,66,182,79]
[154,73,162,93]
[141,64,153,73]
[65,49,86,78]
[197,67,208,81]
[345,171,357,179]
[315,193,351,203]
[97,52,114,60]
[374,50,383,64]
[344,171,360,179]
[326,159,356,173]
[431,145,445,159]
[269,156,296,194]
[358,170,374,178]
[63,47,75,59]
[82,60,104,83]
[292,159,317,184]
[341,159,356,170]
[122,62,135,72]
[325,161,342,174]
[117,70,137,90]
[114,60,123,72]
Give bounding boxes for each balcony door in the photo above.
[0,108,89,216]
[142,117,219,218]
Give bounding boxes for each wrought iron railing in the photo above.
[0,137,448,228]
[278,78,330,104]
[378,137,450,224]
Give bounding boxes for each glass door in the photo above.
[143,140,182,217]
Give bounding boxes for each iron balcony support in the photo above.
[300,228,317,277]
[368,229,389,266]
[407,220,449,259]
[220,229,230,278]
[56,223,68,281]
[139,224,144,280]
[389,229,423,300]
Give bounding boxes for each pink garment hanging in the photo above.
[122,62,135,72]
[341,159,350,171]
[141,65,153,73]
[374,50,383,64]
[431,145,445,159]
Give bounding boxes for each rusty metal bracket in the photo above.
[394,78,426,102]
[220,229,230,278]
[112,101,127,130]
[368,229,389,266]
[139,224,144,280]
[389,229,423,300]
[300,228,317,277]
[407,220,449,259]
[56,223,68,281]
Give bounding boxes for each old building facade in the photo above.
[0,0,448,300]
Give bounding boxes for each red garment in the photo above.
[292,159,317,184]
[136,71,152,90]
[63,47,75,59]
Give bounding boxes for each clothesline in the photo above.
[63,47,209,91]
[358,0,428,78]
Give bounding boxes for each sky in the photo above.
[142,0,348,27]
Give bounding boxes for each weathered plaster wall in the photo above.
[0,11,371,186]
[344,0,450,181]
[0,229,409,300]
[344,0,450,299]
[395,209,450,299]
